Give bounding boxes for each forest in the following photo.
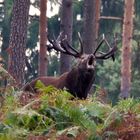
[0,0,140,139]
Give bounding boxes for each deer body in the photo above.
[24,73,68,91]
[24,54,95,99]
[24,33,117,99]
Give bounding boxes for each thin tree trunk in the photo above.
[38,0,48,76]
[120,0,134,98]
[60,0,73,74]
[95,0,101,40]
[8,0,30,87]
[83,0,96,54]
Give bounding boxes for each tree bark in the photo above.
[95,0,101,40]
[8,0,30,87]
[83,0,96,54]
[38,0,48,76]
[120,0,134,98]
[60,0,73,74]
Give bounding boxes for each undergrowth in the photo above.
[0,78,140,140]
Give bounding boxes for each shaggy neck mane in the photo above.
[65,67,95,99]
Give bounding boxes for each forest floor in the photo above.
[0,67,140,140]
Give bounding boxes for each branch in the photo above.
[100,16,122,21]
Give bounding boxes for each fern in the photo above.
[115,98,140,114]
[1,82,140,139]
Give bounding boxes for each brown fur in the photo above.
[23,54,95,99]
[23,72,68,92]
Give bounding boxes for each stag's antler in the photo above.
[94,33,117,61]
[47,32,83,58]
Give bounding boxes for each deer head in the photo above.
[47,32,117,72]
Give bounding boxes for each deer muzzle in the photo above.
[87,54,95,69]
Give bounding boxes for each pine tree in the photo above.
[120,0,135,98]
[8,0,30,87]
[38,0,48,76]
[60,0,73,74]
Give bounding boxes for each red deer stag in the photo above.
[23,33,117,99]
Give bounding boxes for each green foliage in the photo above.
[131,75,140,98]
[0,0,13,64]
[115,98,140,114]
[0,67,15,86]
[131,41,140,97]
[96,55,121,104]
[27,20,39,49]
[48,55,60,76]
[1,79,140,139]
[100,0,123,34]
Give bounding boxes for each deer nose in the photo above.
[88,55,94,64]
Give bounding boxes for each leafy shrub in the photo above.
[0,80,140,139]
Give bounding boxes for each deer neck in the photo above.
[66,67,95,99]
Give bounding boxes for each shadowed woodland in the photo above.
[0,0,140,139]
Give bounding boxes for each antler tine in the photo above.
[59,33,84,58]
[78,32,84,56]
[60,37,80,57]
[61,34,81,55]
[103,38,116,61]
[95,34,117,61]
[56,32,62,42]
[94,34,105,55]
[95,47,116,60]
[48,32,82,57]
[47,33,66,53]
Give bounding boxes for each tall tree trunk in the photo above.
[38,0,48,76]
[8,0,30,87]
[60,0,73,74]
[120,0,134,99]
[95,0,101,39]
[83,0,96,54]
